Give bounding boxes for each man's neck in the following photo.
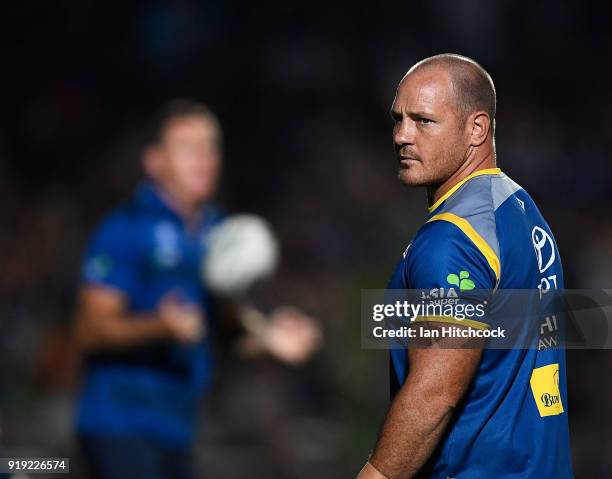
[427,148,496,209]
[156,184,204,227]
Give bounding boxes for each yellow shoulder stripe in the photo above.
[428,212,501,281]
[412,315,490,330]
[428,168,501,213]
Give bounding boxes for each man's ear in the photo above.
[143,145,162,180]
[469,111,491,147]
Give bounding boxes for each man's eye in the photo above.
[417,118,432,124]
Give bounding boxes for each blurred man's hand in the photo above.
[158,294,206,344]
[262,306,323,365]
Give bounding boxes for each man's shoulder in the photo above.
[410,218,469,251]
[89,196,156,245]
[400,217,498,290]
[435,171,522,218]
[424,172,526,280]
[407,219,488,271]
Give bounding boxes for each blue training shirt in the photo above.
[388,168,573,478]
[76,181,224,448]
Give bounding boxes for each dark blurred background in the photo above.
[1,1,612,477]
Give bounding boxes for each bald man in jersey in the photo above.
[358,54,573,478]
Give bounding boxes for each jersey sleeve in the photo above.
[81,211,142,298]
[404,219,497,329]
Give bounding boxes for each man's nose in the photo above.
[394,119,415,146]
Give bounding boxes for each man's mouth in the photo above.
[397,147,420,164]
[398,156,420,164]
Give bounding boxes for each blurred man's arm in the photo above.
[213,297,322,365]
[238,305,323,365]
[75,286,204,352]
[359,336,482,479]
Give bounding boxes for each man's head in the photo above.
[391,54,496,187]
[144,99,222,206]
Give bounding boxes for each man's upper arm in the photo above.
[81,212,141,298]
[402,219,496,398]
[406,219,497,329]
[77,213,140,339]
[78,285,126,319]
[406,346,482,408]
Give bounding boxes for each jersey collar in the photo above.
[135,181,205,227]
[135,181,178,218]
[428,168,502,214]
[135,181,222,231]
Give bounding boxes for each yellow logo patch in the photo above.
[530,363,564,417]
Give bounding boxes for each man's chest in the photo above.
[139,219,214,290]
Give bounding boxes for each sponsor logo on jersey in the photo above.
[154,221,182,268]
[532,226,556,273]
[420,287,459,300]
[84,254,113,280]
[530,363,564,417]
[446,270,475,291]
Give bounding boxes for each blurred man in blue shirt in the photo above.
[75,100,320,479]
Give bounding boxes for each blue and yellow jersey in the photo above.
[388,168,573,478]
[77,181,224,448]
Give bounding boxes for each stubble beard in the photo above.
[397,135,468,189]
[397,153,457,189]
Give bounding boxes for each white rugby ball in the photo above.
[202,214,279,296]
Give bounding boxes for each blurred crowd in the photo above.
[2,1,612,477]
